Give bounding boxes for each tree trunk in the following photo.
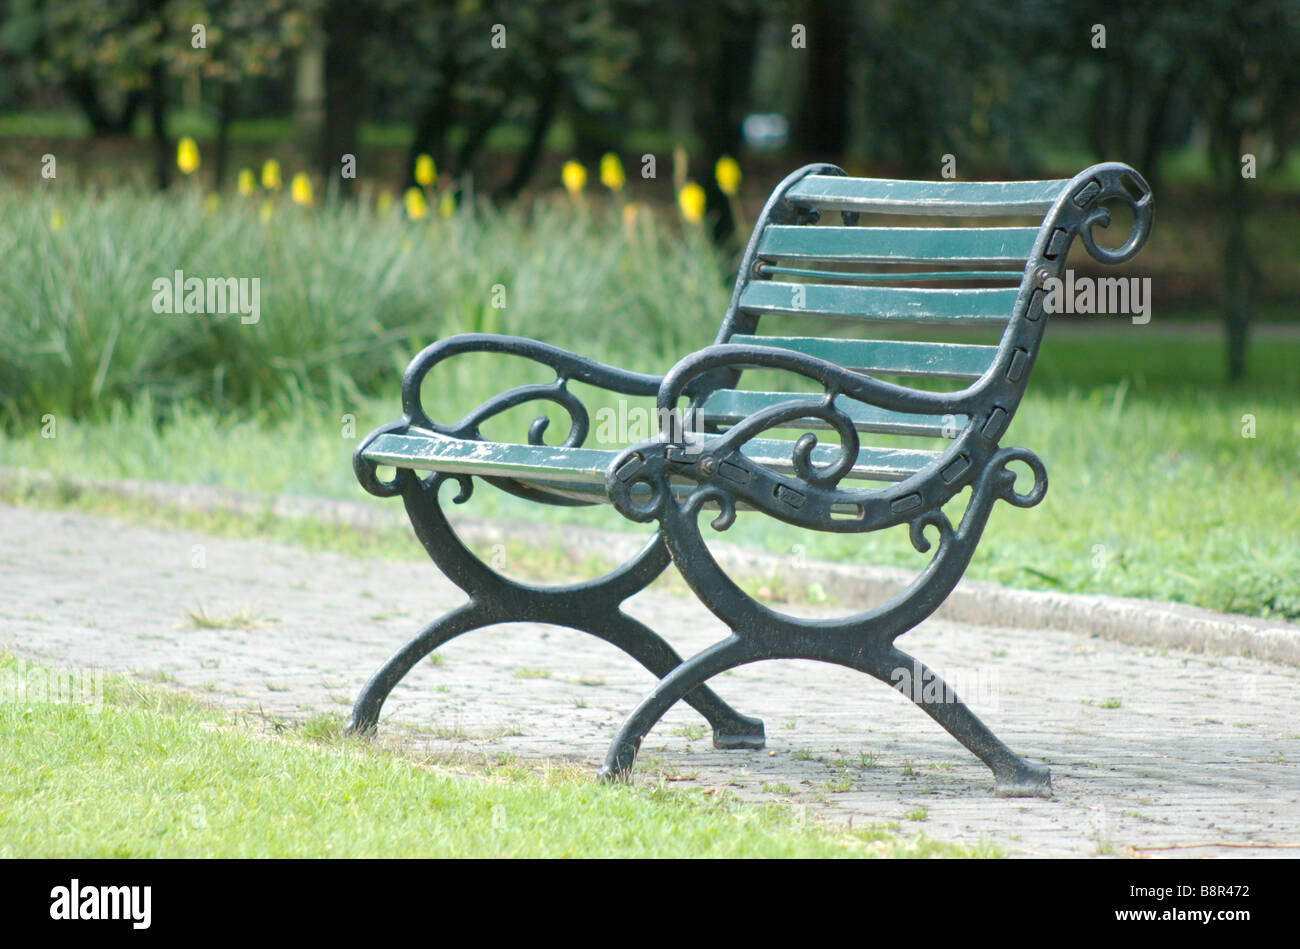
[65,73,141,136]
[1223,157,1250,382]
[795,0,850,157]
[1138,75,1176,200]
[293,22,327,168]
[1087,77,1113,160]
[319,0,367,197]
[498,70,562,199]
[148,62,169,190]
[214,83,235,188]
[404,51,461,191]
[691,6,761,242]
[452,100,508,179]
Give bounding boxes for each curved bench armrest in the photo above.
[657,343,979,430]
[357,334,662,501]
[401,333,663,432]
[602,343,1044,535]
[1055,161,1154,267]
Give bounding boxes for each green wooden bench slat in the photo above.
[728,335,997,380]
[785,175,1070,216]
[364,432,613,483]
[698,389,961,438]
[757,225,1040,263]
[517,438,937,492]
[363,430,938,486]
[739,280,1017,323]
[694,435,938,481]
[755,265,1020,282]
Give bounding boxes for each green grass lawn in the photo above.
[1,185,1296,619]
[0,654,981,858]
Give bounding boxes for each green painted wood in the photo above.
[506,478,692,502]
[698,390,961,438]
[757,225,1039,263]
[364,431,613,483]
[785,175,1069,216]
[363,429,940,488]
[739,280,1017,323]
[690,434,939,481]
[728,335,997,380]
[755,265,1021,282]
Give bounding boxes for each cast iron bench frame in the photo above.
[349,160,1152,797]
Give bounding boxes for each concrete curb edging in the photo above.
[7,468,1298,667]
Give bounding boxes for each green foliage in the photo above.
[0,184,729,425]
[2,0,310,93]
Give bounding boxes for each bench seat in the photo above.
[362,428,942,491]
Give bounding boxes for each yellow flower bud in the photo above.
[561,160,587,195]
[600,152,625,191]
[50,209,65,231]
[678,182,706,224]
[715,155,741,197]
[404,186,429,220]
[259,200,274,223]
[177,136,200,175]
[414,153,437,187]
[439,191,456,217]
[237,168,256,196]
[261,159,282,190]
[291,172,314,206]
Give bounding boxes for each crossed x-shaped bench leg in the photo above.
[598,448,1053,798]
[346,472,765,749]
[599,637,1050,797]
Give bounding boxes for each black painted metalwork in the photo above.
[350,160,1152,797]
[348,341,764,750]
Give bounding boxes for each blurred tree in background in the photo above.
[1,0,310,187]
[0,0,1296,379]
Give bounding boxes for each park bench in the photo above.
[349,160,1152,797]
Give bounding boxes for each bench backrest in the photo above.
[698,162,1152,467]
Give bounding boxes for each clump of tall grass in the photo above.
[0,185,732,427]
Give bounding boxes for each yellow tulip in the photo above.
[259,200,274,223]
[599,152,625,191]
[177,136,200,175]
[291,172,314,206]
[261,159,282,190]
[237,168,256,196]
[404,186,429,220]
[678,181,706,224]
[203,193,221,215]
[50,209,65,231]
[414,154,437,187]
[561,160,587,195]
[439,191,456,218]
[376,190,394,215]
[715,155,741,197]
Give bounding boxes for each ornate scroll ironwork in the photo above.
[349,336,764,749]
[350,160,1152,799]
[597,161,1150,796]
